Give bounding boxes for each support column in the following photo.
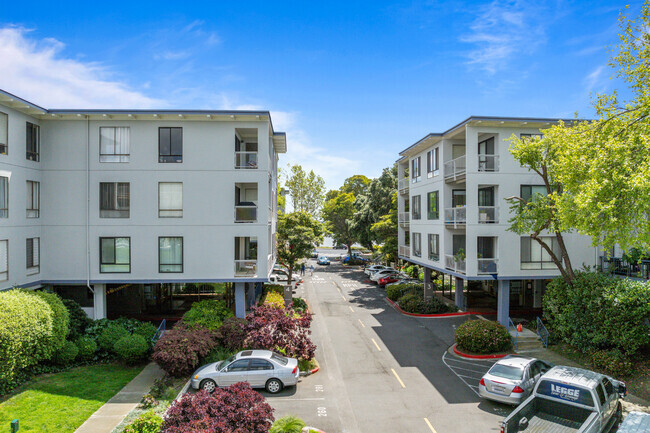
[497,279,510,327]
[423,268,432,300]
[454,278,465,310]
[234,282,246,318]
[93,284,106,320]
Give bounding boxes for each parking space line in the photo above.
[348,306,354,312]
[340,294,347,301]
[358,319,365,328]
[391,368,406,388]
[371,338,382,351]
[445,365,490,374]
[424,417,437,433]
[442,352,481,397]
[443,357,494,367]
[456,373,482,381]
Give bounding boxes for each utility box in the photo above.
[11,419,18,433]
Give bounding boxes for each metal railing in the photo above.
[398,245,410,258]
[235,260,257,277]
[600,256,650,279]
[235,151,258,169]
[477,258,498,274]
[444,254,466,274]
[444,155,466,181]
[508,317,518,351]
[444,207,466,226]
[398,177,410,193]
[152,319,166,343]
[235,205,257,222]
[536,317,549,348]
[478,154,499,172]
[478,206,498,223]
[398,212,410,225]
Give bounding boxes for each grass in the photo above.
[0,363,144,433]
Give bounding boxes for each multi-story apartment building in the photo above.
[0,89,285,320]
[397,116,599,326]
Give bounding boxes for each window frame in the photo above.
[0,176,8,218]
[0,111,7,155]
[427,190,439,220]
[26,122,40,162]
[99,182,130,218]
[428,233,439,261]
[158,182,183,218]
[26,237,40,275]
[158,127,183,163]
[520,185,548,202]
[411,195,421,220]
[411,156,421,182]
[412,232,422,258]
[26,180,40,218]
[159,236,184,273]
[99,127,131,163]
[99,237,131,273]
[520,236,561,269]
[0,239,8,281]
[426,148,439,178]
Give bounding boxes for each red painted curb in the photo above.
[310,366,320,374]
[452,344,509,359]
[385,297,497,318]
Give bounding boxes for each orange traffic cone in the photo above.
[517,323,522,332]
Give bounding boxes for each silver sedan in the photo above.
[478,355,552,405]
[191,350,300,394]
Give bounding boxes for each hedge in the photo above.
[152,324,219,377]
[114,334,149,364]
[397,292,458,314]
[386,283,421,301]
[62,299,92,340]
[75,336,98,361]
[182,299,234,331]
[263,291,285,309]
[34,290,70,352]
[124,411,163,433]
[455,320,512,354]
[53,340,79,365]
[98,323,130,352]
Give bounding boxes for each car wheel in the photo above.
[200,379,217,393]
[265,378,283,394]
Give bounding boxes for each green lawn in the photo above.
[0,363,144,433]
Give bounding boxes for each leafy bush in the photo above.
[291,297,308,313]
[397,293,458,314]
[53,340,79,365]
[264,291,285,309]
[216,317,248,352]
[75,336,98,361]
[397,293,421,312]
[590,349,634,378]
[544,271,650,355]
[455,320,512,354]
[98,323,130,352]
[201,346,238,365]
[386,283,421,301]
[140,393,158,409]
[84,318,113,341]
[264,284,285,296]
[270,415,306,433]
[133,322,157,344]
[34,290,70,352]
[150,376,175,399]
[182,300,234,331]
[113,317,148,334]
[161,384,274,433]
[124,411,163,433]
[152,324,219,377]
[62,299,92,340]
[114,334,149,364]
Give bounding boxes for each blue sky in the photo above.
[0,0,640,189]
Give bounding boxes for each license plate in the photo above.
[492,385,506,393]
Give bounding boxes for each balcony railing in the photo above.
[235,260,257,277]
[444,254,466,274]
[478,206,498,223]
[235,205,257,222]
[477,258,498,274]
[444,156,466,181]
[235,152,258,169]
[398,212,410,225]
[600,256,650,279]
[398,177,410,194]
[478,155,500,172]
[445,207,466,227]
[399,245,410,258]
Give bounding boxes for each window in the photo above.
[100,237,131,273]
[521,185,547,202]
[520,236,561,269]
[249,359,274,370]
[26,122,39,161]
[100,182,130,218]
[26,237,39,275]
[100,127,130,162]
[428,234,439,261]
[235,132,259,169]
[0,112,7,155]
[26,181,40,218]
[235,236,257,276]
[227,359,250,372]
[478,137,496,171]
[412,233,421,257]
[159,127,183,163]
[411,156,421,182]
[427,191,439,219]
[427,148,439,177]
[0,176,7,218]
[412,195,421,220]
[0,240,7,281]
[596,383,606,406]
[159,182,183,217]
[159,237,183,273]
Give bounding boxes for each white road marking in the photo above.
[442,352,481,397]
[424,417,438,433]
[444,364,490,374]
[349,306,355,312]
[371,338,382,351]
[443,357,494,367]
[274,397,326,401]
[340,294,347,301]
[358,319,366,328]
[391,368,406,388]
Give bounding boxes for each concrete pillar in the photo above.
[454,278,465,310]
[93,284,106,320]
[497,279,510,327]
[234,282,246,318]
[423,268,432,300]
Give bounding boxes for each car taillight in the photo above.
[480,378,485,386]
[292,366,297,374]
[512,386,524,393]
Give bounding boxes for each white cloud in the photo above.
[0,26,161,108]
[584,65,606,93]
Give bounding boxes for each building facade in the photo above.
[0,89,285,320]
[397,116,599,326]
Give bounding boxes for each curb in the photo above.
[310,366,320,374]
[452,343,509,359]
[385,297,497,318]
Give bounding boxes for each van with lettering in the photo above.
[500,366,626,433]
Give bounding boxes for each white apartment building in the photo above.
[397,116,600,326]
[0,89,285,320]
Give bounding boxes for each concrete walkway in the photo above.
[75,363,164,433]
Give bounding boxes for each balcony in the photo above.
[398,212,410,226]
[478,206,498,223]
[444,254,466,274]
[235,151,258,169]
[398,177,410,195]
[444,156,466,182]
[399,245,410,258]
[445,207,466,227]
[235,260,257,277]
[478,155,500,172]
[477,258,498,274]
[235,205,257,223]
[600,256,650,279]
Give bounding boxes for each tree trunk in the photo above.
[347,244,352,258]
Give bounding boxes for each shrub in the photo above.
[216,317,248,352]
[133,322,157,344]
[201,346,237,365]
[161,384,274,433]
[150,376,175,399]
[291,297,308,313]
[75,336,98,361]
[397,293,458,314]
[455,320,512,354]
[115,334,149,364]
[140,393,158,409]
[34,290,70,352]
[397,293,421,312]
[264,291,285,309]
[264,284,285,296]
[152,324,219,377]
[590,349,634,378]
[124,411,163,433]
[62,299,92,340]
[84,318,113,341]
[386,283,421,301]
[182,300,234,331]
[113,317,148,334]
[270,415,306,433]
[53,340,79,365]
[98,323,130,352]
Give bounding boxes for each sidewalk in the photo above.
[75,363,164,433]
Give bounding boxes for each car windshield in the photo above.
[489,364,524,380]
[271,352,289,366]
[222,355,237,369]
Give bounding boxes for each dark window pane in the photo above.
[521,237,531,262]
[170,128,182,156]
[101,238,115,263]
[159,128,171,156]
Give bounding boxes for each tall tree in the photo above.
[341,175,371,197]
[371,191,399,263]
[284,164,326,217]
[322,191,356,257]
[276,212,323,285]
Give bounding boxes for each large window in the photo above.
[427,147,439,177]
[100,237,131,273]
[26,237,39,275]
[428,234,439,261]
[100,182,130,218]
[26,122,39,162]
[427,191,439,219]
[159,182,183,217]
[100,127,130,162]
[412,195,421,220]
[411,156,421,182]
[520,236,561,270]
[26,181,40,218]
[0,240,7,281]
[159,237,183,273]
[412,233,422,257]
[159,127,183,163]
[235,236,258,277]
[0,176,7,218]
[0,112,7,155]
[520,185,547,202]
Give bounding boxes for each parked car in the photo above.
[342,254,369,264]
[378,273,408,287]
[370,269,400,282]
[333,245,346,249]
[478,355,552,405]
[317,256,330,265]
[500,365,626,433]
[311,250,319,258]
[385,278,421,288]
[191,350,299,394]
[365,265,392,276]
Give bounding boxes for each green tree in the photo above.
[371,191,399,262]
[322,191,356,256]
[341,174,371,197]
[284,164,326,217]
[276,211,324,284]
